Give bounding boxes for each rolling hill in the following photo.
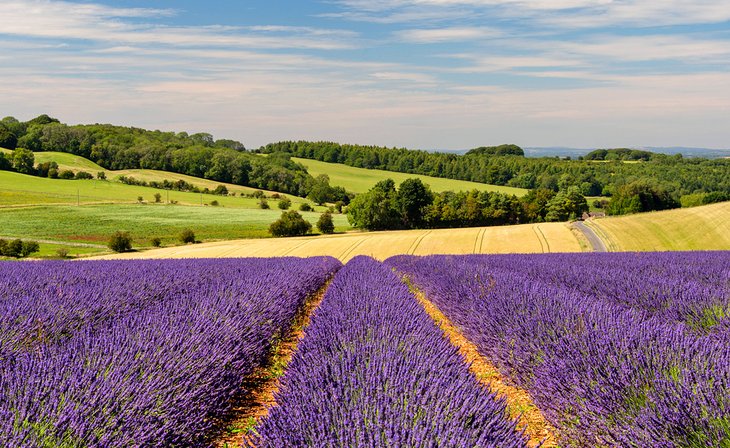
[588,201,730,251]
[291,157,527,195]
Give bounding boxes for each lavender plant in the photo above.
[248,256,528,448]
[0,257,340,447]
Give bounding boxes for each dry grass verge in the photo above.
[412,287,557,448]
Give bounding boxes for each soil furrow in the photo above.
[211,279,333,448]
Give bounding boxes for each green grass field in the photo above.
[18,150,311,201]
[0,170,319,210]
[291,157,528,196]
[0,203,352,255]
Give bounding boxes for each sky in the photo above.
[0,0,729,150]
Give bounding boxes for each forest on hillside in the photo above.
[261,141,730,200]
[0,115,320,197]
[2,115,729,231]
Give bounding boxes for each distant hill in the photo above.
[442,146,730,159]
[523,146,730,159]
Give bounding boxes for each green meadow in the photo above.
[291,157,528,196]
[0,202,351,254]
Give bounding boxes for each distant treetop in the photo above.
[465,144,524,157]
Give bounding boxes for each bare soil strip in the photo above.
[212,279,332,448]
[411,286,557,448]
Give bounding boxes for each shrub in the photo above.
[48,168,58,179]
[75,171,93,180]
[0,239,37,258]
[108,231,133,253]
[154,193,162,203]
[56,247,69,258]
[278,198,292,210]
[0,239,22,258]
[210,200,219,207]
[271,193,281,199]
[137,196,144,203]
[180,229,196,244]
[36,161,58,178]
[59,170,75,180]
[299,203,313,212]
[252,190,265,199]
[97,171,107,180]
[269,211,312,237]
[150,237,162,247]
[20,241,40,257]
[213,185,228,196]
[11,148,34,174]
[259,199,270,209]
[317,212,335,234]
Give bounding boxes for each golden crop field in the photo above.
[97,222,583,262]
[589,201,730,251]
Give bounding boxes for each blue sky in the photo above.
[1,0,729,149]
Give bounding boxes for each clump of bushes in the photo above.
[213,185,228,196]
[0,238,40,258]
[150,237,162,247]
[180,229,196,244]
[108,231,132,253]
[56,247,69,258]
[259,199,270,209]
[75,171,93,180]
[59,170,75,180]
[278,197,292,210]
[299,203,313,212]
[317,212,335,234]
[269,211,312,237]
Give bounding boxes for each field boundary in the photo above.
[582,219,618,251]
[213,278,333,447]
[406,281,557,447]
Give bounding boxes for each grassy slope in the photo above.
[292,157,528,196]
[96,222,583,262]
[29,151,303,199]
[590,201,730,251]
[0,170,313,209]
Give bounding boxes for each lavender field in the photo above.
[388,252,730,447]
[0,258,340,447]
[247,256,527,447]
[1,252,728,447]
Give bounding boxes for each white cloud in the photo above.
[398,26,499,43]
[0,0,358,50]
[333,0,730,27]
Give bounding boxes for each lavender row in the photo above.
[1,259,230,355]
[444,252,730,336]
[248,256,527,448]
[0,257,340,447]
[387,253,730,447]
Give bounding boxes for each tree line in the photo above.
[260,141,730,201]
[347,178,588,231]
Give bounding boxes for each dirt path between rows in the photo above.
[211,279,331,448]
[412,287,558,448]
